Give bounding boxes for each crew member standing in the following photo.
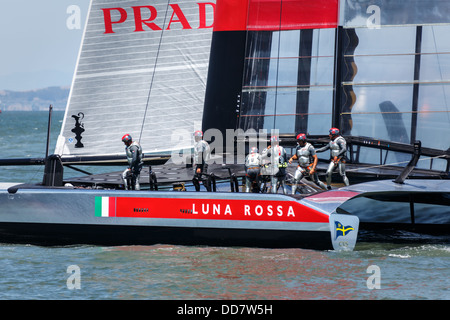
[121,134,143,190]
[289,133,327,194]
[261,135,288,194]
[244,147,262,193]
[316,128,350,189]
[192,130,211,191]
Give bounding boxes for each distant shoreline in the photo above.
[0,86,69,111]
[0,109,66,112]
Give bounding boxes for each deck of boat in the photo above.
[63,160,446,190]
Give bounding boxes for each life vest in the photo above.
[193,140,210,165]
[273,145,288,168]
[330,136,346,158]
[296,142,315,168]
[125,141,143,166]
[245,153,261,168]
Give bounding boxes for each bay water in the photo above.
[0,111,448,300]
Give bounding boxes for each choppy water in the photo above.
[0,243,448,300]
[0,112,449,300]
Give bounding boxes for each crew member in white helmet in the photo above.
[192,130,211,191]
[244,147,262,193]
[261,135,288,194]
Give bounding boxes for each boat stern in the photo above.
[300,190,361,251]
[328,213,360,251]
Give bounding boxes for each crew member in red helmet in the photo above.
[121,134,143,190]
[316,128,349,189]
[289,133,327,194]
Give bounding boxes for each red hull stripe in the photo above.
[96,197,329,223]
[214,0,338,32]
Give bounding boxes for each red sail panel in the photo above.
[280,0,338,30]
[214,0,249,31]
[214,0,338,31]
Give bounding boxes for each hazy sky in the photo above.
[0,0,91,91]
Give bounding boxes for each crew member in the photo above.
[121,134,143,190]
[316,128,349,188]
[192,130,211,191]
[261,135,288,194]
[244,147,262,193]
[289,133,327,194]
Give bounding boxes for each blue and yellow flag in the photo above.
[335,221,354,240]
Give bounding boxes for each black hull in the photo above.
[359,222,450,244]
[1,222,447,249]
[0,222,332,250]
[361,222,449,235]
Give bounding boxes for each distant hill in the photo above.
[0,86,69,111]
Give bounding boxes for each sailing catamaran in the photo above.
[0,0,449,251]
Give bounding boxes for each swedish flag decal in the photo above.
[334,221,354,240]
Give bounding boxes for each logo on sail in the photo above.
[334,221,354,240]
[71,112,85,148]
[102,3,215,34]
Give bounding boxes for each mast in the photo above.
[45,104,53,160]
[410,25,423,144]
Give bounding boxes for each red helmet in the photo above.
[122,134,132,143]
[296,133,307,142]
[329,128,340,136]
[193,130,203,137]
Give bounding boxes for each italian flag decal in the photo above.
[95,197,116,217]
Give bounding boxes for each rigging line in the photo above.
[431,26,450,123]
[272,0,284,130]
[139,0,172,144]
[237,0,253,130]
[341,110,450,115]
[345,154,447,173]
[27,165,45,185]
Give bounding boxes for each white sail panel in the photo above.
[56,0,215,158]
